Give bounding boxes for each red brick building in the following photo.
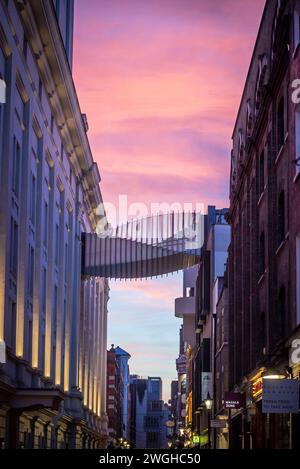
[106,346,118,444]
[228,0,300,449]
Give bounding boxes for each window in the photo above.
[260,312,266,354]
[278,190,285,245]
[38,78,42,102]
[23,36,28,61]
[28,246,34,297]
[0,74,4,130]
[12,137,21,197]
[294,9,300,50]
[51,285,58,378]
[55,0,61,18]
[259,151,265,196]
[297,237,300,325]
[55,223,59,265]
[62,299,66,352]
[64,242,68,283]
[278,286,286,339]
[246,99,252,137]
[30,173,36,224]
[41,268,47,372]
[26,317,33,364]
[296,108,300,175]
[8,298,17,351]
[10,218,18,276]
[43,202,48,247]
[65,0,72,61]
[277,96,285,151]
[68,210,73,232]
[69,165,72,185]
[259,231,265,276]
[238,129,244,161]
[150,400,161,411]
[52,285,58,336]
[42,267,47,315]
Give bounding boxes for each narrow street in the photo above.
[0,0,299,459]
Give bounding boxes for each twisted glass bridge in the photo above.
[81,212,204,280]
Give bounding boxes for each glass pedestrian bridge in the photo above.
[81,212,204,280]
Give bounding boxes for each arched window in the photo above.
[277,96,285,151]
[246,99,252,137]
[259,231,265,276]
[259,151,265,196]
[238,129,244,161]
[278,190,285,244]
[254,54,268,117]
[278,286,286,339]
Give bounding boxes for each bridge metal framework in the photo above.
[82,212,204,280]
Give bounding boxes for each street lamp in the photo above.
[263,368,285,380]
[204,393,213,449]
[204,392,213,410]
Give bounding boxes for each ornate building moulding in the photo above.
[17,0,100,229]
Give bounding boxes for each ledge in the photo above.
[293,170,300,184]
[257,188,266,207]
[19,0,102,224]
[275,232,289,256]
[10,388,65,411]
[275,132,289,165]
[257,271,266,286]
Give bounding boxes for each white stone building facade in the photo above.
[0,0,109,448]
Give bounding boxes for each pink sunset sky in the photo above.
[73,0,265,401]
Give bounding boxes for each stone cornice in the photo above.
[16,0,101,226]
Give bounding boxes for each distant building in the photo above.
[173,207,229,447]
[106,347,118,444]
[170,380,178,425]
[194,207,229,448]
[175,327,187,432]
[0,0,108,448]
[175,265,198,441]
[130,376,168,449]
[115,346,131,441]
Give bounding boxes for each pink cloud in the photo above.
[73,0,265,400]
[73,0,264,210]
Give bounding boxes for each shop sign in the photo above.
[224,392,245,409]
[193,435,200,444]
[252,377,263,399]
[289,339,300,367]
[262,379,299,414]
[210,419,228,428]
[199,434,208,447]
